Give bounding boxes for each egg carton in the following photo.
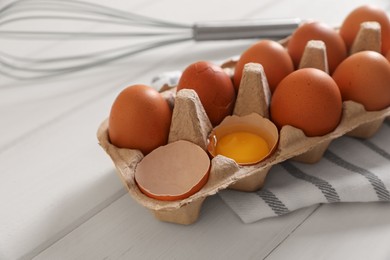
[97,22,390,225]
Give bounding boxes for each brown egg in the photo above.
[177,61,236,126]
[332,51,390,111]
[287,21,347,74]
[271,68,342,137]
[108,84,172,154]
[339,5,390,55]
[233,40,294,93]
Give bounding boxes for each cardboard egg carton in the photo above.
[97,21,390,225]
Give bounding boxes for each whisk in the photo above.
[0,0,301,80]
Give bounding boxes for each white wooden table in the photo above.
[1,0,390,259]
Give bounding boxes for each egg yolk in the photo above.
[215,131,270,164]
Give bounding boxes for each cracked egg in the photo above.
[207,113,279,166]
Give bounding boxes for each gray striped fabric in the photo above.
[219,119,390,223]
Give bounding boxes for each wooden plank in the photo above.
[266,203,390,260]
[33,195,318,260]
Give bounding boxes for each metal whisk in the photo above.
[0,0,301,80]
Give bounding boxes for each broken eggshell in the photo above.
[135,140,210,201]
[207,113,279,166]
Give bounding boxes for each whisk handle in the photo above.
[193,18,301,41]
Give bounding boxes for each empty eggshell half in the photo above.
[207,113,279,165]
[135,140,210,201]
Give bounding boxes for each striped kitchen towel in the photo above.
[218,119,390,223]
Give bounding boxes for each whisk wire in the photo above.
[0,0,191,28]
[0,30,192,40]
[0,0,192,38]
[0,36,193,79]
[0,0,195,80]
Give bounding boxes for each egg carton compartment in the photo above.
[97,20,390,225]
